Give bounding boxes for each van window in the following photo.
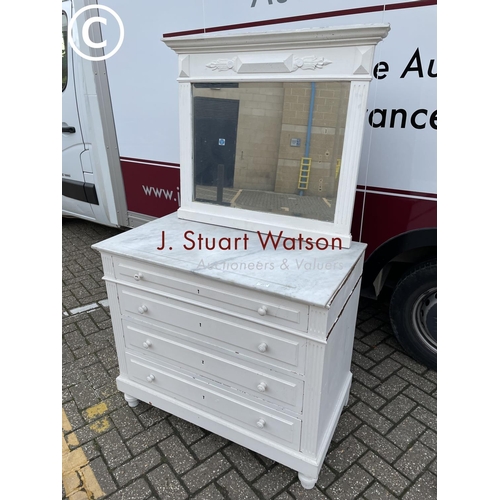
[62,12,68,91]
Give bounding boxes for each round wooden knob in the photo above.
[256,418,266,429]
[257,342,268,353]
[257,382,267,392]
[133,272,143,281]
[143,340,152,349]
[138,305,148,314]
[146,374,155,383]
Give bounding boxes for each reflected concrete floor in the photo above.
[195,185,335,221]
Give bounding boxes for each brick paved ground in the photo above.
[62,217,437,500]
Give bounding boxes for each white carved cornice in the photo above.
[165,24,389,83]
[163,24,390,54]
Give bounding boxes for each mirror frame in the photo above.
[163,24,390,248]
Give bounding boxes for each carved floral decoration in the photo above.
[206,58,237,71]
[292,56,332,71]
[206,56,332,73]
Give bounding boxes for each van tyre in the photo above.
[389,259,437,370]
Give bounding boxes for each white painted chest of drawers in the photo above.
[92,213,366,489]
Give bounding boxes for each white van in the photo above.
[62,0,437,368]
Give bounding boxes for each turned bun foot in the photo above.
[298,473,318,489]
[124,394,139,407]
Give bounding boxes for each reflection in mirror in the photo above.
[192,82,350,222]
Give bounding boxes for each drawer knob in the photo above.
[146,374,155,383]
[133,272,143,281]
[257,382,267,392]
[257,342,268,353]
[143,340,152,349]
[257,305,268,316]
[256,418,266,429]
[138,305,148,314]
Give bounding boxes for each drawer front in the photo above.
[123,320,304,411]
[118,286,305,370]
[113,257,308,332]
[126,354,301,449]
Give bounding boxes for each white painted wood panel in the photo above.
[113,255,309,331]
[123,321,304,411]
[317,281,362,454]
[117,285,305,370]
[126,354,302,449]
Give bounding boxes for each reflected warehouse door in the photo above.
[193,96,239,193]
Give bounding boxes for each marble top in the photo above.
[92,213,366,308]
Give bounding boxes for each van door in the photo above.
[62,2,97,218]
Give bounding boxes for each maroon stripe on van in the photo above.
[120,158,181,218]
[356,185,437,199]
[162,0,437,38]
[351,188,437,258]
[121,156,180,167]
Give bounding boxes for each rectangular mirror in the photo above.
[192,81,350,223]
[164,25,390,248]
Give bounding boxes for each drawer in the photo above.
[123,320,304,412]
[118,285,306,371]
[113,256,309,332]
[126,354,301,450]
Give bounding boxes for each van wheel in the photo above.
[389,259,437,370]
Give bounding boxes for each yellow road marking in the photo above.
[62,408,105,499]
[89,417,111,434]
[85,402,108,420]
